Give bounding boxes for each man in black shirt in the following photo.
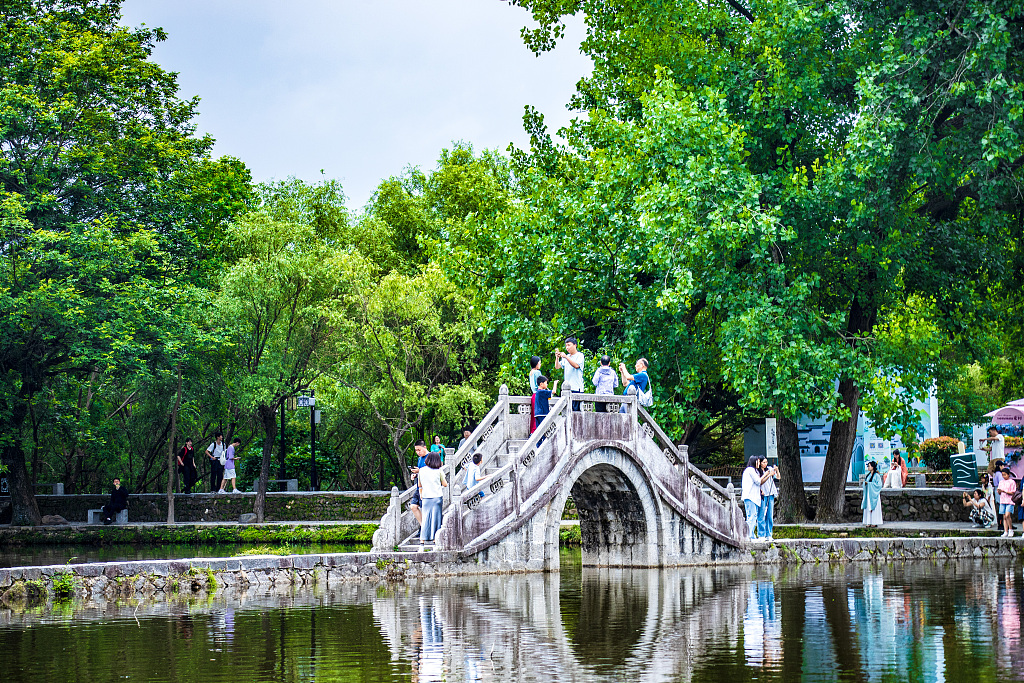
[102,478,129,525]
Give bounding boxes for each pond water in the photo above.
[2,551,1022,682]
[0,543,370,567]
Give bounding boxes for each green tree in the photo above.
[508,0,1023,520]
[339,264,490,488]
[0,0,252,524]
[216,203,360,521]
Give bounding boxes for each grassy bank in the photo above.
[0,523,378,547]
[773,526,1006,540]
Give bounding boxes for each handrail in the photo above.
[637,404,733,502]
[460,394,570,503]
[391,398,507,508]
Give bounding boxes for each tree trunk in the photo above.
[775,409,809,522]
[253,403,278,523]
[166,363,183,524]
[0,401,41,526]
[817,298,874,523]
[817,377,861,522]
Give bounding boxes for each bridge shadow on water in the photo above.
[2,554,1023,682]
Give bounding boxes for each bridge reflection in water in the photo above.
[1,557,1021,682]
[373,557,1022,682]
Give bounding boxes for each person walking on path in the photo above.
[617,358,650,412]
[741,457,763,539]
[418,452,447,546]
[408,439,429,525]
[757,457,780,541]
[457,429,473,453]
[430,435,446,456]
[218,438,241,494]
[555,337,584,411]
[883,449,908,488]
[862,461,884,527]
[996,466,1017,537]
[592,355,619,412]
[176,438,197,494]
[102,477,129,525]
[206,432,226,493]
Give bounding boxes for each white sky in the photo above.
[120,1,590,209]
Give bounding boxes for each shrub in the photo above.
[51,571,78,598]
[917,437,960,470]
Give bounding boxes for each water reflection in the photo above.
[1,556,1022,682]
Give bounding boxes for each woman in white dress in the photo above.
[862,460,884,527]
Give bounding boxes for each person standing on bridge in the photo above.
[592,355,618,412]
[408,439,429,526]
[418,452,447,547]
[555,337,584,411]
[532,375,559,439]
[618,358,650,412]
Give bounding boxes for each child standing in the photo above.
[591,355,619,412]
[997,466,1017,537]
[532,375,559,439]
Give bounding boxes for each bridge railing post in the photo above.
[498,383,509,440]
[678,443,689,513]
[388,486,401,549]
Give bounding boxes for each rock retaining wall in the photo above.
[0,491,390,525]
[803,488,974,523]
[1,536,1020,605]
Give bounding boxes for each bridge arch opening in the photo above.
[552,447,662,567]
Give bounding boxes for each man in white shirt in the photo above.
[555,336,585,411]
[982,427,1005,464]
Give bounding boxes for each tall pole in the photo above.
[279,402,286,481]
[310,389,319,491]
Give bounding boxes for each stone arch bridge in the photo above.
[372,387,747,570]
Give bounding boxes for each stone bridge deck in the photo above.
[372,387,747,569]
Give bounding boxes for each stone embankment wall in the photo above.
[1,487,973,526]
[0,491,389,524]
[0,552,471,605]
[1,537,1020,605]
[797,488,974,523]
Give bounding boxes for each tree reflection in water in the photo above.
[1,557,1022,682]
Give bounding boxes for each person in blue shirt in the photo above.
[618,358,649,411]
[532,375,559,442]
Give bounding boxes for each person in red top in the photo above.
[996,466,1018,538]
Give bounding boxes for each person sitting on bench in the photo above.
[102,477,129,525]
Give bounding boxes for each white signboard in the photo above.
[765,418,778,460]
[864,426,889,464]
[297,396,315,408]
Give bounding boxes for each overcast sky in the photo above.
[120,1,590,209]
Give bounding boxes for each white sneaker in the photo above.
[1002,531,1009,537]
[232,489,241,494]
[217,489,226,494]
[1009,531,1015,538]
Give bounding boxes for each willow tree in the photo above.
[508,0,1023,520]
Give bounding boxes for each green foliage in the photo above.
[50,570,78,598]
[501,0,1023,481]
[917,437,961,471]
